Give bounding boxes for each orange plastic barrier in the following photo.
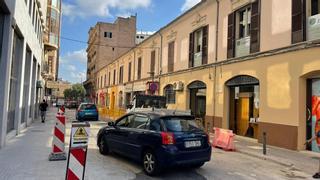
[212,127,235,151]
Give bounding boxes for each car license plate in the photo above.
[85,112,92,115]
[185,140,201,148]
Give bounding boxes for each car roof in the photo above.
[80,103,95,105]
[128,109,193,120]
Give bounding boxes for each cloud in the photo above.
[62,0,152,19]
[59,49,87,83]
[181,0,201,12]
[70,71,86,83]
[60,49,87,64]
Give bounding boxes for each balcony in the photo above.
[307,14,320,41]
[44,33,59,50]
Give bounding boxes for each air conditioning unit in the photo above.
[173,81,184,91]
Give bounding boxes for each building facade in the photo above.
[46,79,71,99]
[84,17,137,101]
[42,0,62,101]
[95,0,320,151]
[0,0,46,148]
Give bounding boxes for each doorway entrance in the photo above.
[226,76,260,139]
[307,78,320,152]
[188,81,206,123]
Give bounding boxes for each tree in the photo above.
[63,84,86,101]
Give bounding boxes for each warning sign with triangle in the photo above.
[74,127,88,138]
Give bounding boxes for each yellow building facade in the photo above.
[95,0,320,151]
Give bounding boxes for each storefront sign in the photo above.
[307,14,320,41]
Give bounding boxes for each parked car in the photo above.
[76,103,99,121]
[96,110,211,176]
[66,101,78,109]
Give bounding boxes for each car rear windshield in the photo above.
[81,104,96,110]
[162,116,202,132]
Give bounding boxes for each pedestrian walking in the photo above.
[39,99,48,123]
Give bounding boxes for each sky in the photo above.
[59,0,201,83]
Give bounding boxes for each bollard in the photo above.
[49,113,67,161]
[66,122,90,180]
[263,132,267,155]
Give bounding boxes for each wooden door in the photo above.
[237,97,250,136]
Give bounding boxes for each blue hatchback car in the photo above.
[76,103,99,121]
[97,110,211,176]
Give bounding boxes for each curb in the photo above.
[236,148,294,167]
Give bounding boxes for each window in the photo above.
[150,50,156,73]
[189,25,208,67]
[113,69,116,85]
[32,2,36,25]
[104,74,106,87]
[149,119,161,131]
[29,0,32,16]
[100,76,103,88]
[116,115,135,127]
[137,57,142,80]
[119,66,124,84]
[97,77,99,89]
[128,62,132,82]
[164,84,175,104]
[162,117,201,132]
[104,32,112,38]
[227,0,260,58]
[237,7,251,39]
[131,116,149,129]
[311,0,320,16]
[108,72,111,85]
[168,41,174,73]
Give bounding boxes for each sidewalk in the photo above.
[0,108,66,179]
[233,136,318,177]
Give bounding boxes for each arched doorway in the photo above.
[118,91,123,108]
[188,81,206,122]
[226,75,260,139]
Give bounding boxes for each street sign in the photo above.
[70,122,90,148]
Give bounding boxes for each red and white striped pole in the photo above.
[66,148,88,180]
[49,113,67,161]
[66,122,90,180]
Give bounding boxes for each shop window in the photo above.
[164,84,175,104]
[189,25,208,67]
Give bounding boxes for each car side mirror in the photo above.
[108,121,115,127]
[126,104,133,109]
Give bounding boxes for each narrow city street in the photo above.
[0,108,313,180]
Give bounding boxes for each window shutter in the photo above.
[189,32,194,67]
[150,50,155,73]
[227,12,235,58]
[202,25,208,65]
[292,0,305,43]
[168,41,175,73]
[250,0,260,53]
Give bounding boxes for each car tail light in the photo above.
[78,109,83,113]
[161,132,175,145]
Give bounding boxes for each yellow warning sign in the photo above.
[74,127,88,138]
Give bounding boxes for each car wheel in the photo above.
[143,150,161,176]
[191,162,205,168]
[99,137,110,155]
